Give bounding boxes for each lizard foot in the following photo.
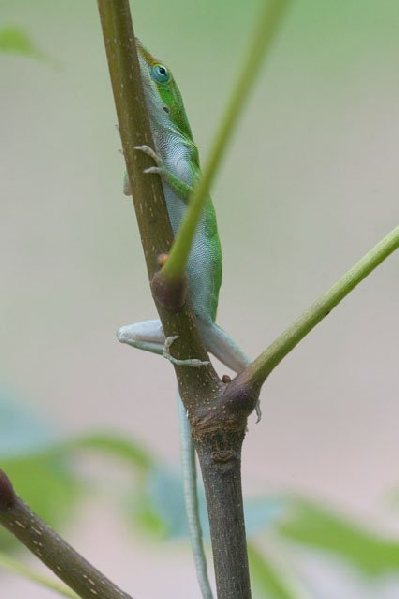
[164,336,209,367]
[134,145,163,167]
[135,145,167,179]
[135,145,192,200]
[143,166,163,176]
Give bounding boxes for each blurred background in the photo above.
[1,0,399,597]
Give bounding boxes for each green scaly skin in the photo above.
[126,40,222,325]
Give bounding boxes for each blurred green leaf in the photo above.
[131,465,193,539]
[66,432,154,472]
[0,27,44,59]
[0,389,55,457]
[245,497,287,538]
[131,489,169,539]
[249,542,310,599]
[0,452,79,551]
[0,388,79,549]
[128,464,286,542]
[278,498,399,576]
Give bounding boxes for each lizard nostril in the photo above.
[162,106,169,114]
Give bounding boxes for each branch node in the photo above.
[222,375,261,419]
[211,449,237,464]
[150,269,187,310]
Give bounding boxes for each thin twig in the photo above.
[245,223,399,387]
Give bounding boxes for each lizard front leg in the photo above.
[118,321,208,367]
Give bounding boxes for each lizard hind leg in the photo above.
[199,320,262,421]
[198,321,250,373]
[117,319,165,355]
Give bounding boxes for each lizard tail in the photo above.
[177,395,214,599]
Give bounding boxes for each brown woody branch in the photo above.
[0,470,134,599]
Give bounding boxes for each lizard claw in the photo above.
[163,336,209,367]
[144,166,163,176]
[134,145,163,167]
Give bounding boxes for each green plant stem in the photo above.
[0,552,78,599]
[162,0,290,281]
[246,224,399,387]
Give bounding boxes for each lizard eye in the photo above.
[151,64,170,84]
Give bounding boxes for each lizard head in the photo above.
[136,39,193,140]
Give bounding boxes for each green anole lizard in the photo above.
[118,39,260,599]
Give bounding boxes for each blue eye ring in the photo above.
[151,64,170,84]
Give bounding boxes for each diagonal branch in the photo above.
[0,470,134,599]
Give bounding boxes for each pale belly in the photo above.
[163,185,221,323]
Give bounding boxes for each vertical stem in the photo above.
[196,442,251,599]
[97,1,261,597]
